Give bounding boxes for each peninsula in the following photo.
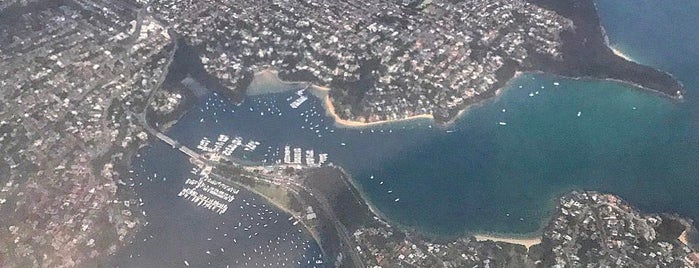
[200,163,699,267]
[151,0,684,125]
[0,0,694,267]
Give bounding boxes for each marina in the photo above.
[290,89,310,109]
[177,165,239,214]
[282,145,329,167]
[196,135,259,157]
[108,142,324,267]
[110,4,699,263]
[157,68,699,239]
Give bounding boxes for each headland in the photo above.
[162,0,685,127]
[611,47,635,62]
[241,165,697,267]
[524,0,684,98]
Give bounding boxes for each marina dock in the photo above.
[178,165,241,214]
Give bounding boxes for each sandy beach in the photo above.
[246,70,434,128]
[313,71,529,128]
[611,47,635,62]
[244,69,603,252]
[474,234,542,249]
[247,69,308,96]
[246,68,532,129]
[308,85,434,128]
[334,165,544,250]
[679,230,690,245]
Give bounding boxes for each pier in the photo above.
[134,111,221,166]
[282,145,328,167]
[178,165,241,214]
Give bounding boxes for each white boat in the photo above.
[290,96,308,108]
[577,111,582,117]
[498,122,507,126]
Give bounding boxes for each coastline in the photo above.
[680,230,690,245]
[243,69,551,250]
[474,234,541,249]
[334,166,546,249]
[239,68,686,249]
[211,172,328,258]
[248,69,436,128]
[247,69,308,96]
[524,69,683,100]
[249,62,683,131]
[439,71,525,126]
[308,85,434,128]
[611,47,634,62]
[250,69,527,129]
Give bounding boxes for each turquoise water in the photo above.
[154,1,699,239]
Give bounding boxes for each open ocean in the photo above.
[115,1,699,264]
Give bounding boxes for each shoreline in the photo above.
[309,70,528,129]
[239,69,684,249]
[523,69,683,100]
[335,167,546,251]
[611,47,635,62]
[211,172,328,258]
[250,67,681,132]
[243,70,553,249]
[248,69,437,128]
[474,234,542,249]
[680,230,690,245]
[333,166,546,249]
[251,69,528,129]
[308,85,435,128]
[247,69,308,96]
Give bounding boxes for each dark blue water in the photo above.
[108,142,324,267]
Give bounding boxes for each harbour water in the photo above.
[112,1,699,264]
[163,67,699,238]
[107,142,324,267]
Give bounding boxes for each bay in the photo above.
[118,3,699,262]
